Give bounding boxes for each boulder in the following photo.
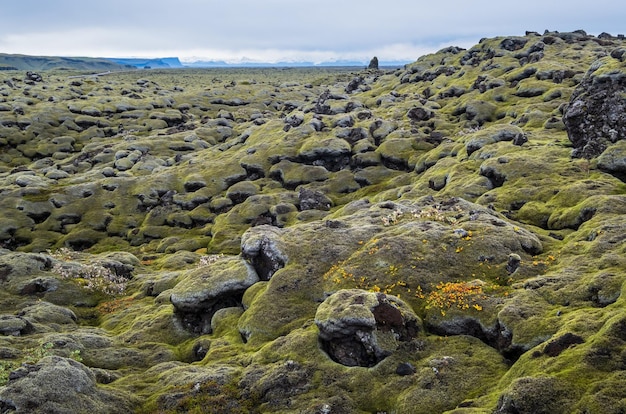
[297,137,351,172]
[563,56,626,158]
[24,71,43,83]
[345,76,364,94]
[315,289,421,367]
[241,225,288,281]
[0,356,136,413]
[407,106,434,122]
[17,302,77,326]
[0,315,33,336]
[298,187,332,211]
[0,252,53,285]
[170,256,259,334]
[269,160,330,189]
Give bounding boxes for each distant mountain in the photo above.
[0,53,131,71]
[0,52,406,72]
[183,59,411,68]
[106,57,183,69]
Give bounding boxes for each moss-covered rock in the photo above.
[0,356,137,413]
[170,256,258,334]
[315,289,422,367]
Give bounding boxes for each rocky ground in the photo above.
[1,29,626,413]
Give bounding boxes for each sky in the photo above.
[0,0,624,64]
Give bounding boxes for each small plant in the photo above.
[97,296,136,314]
[197,254,224,267]
[0,361,14,386]
[323,258,411,298]
[49,248,128,296]
[68,349,83,363]
[22,342,54,364]
[51,261,127,295]
[47,247,80,261]
[381,209,403,226]
[424,281,488,316]
[412,205,462,224]
[0,342,57,386]
[380,205,462,227]
[457,125,482,136]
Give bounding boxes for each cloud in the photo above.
[1,0,624,63]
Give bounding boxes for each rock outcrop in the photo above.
[564,55,626,159]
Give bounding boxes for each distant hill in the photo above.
[0,53,406,71]
[183,59,410,68]
[106,57,183,69]
[0,53,132,71]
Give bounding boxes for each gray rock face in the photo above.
[0,356,136,414]
[315,289,421,367]
[564,56,626,159]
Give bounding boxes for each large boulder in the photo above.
[315,289,421,367]
[170,256,259,334]
[563,56,626,159]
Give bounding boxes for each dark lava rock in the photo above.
[17,301,77,326]
[563,57,626,159]
[368,56,379,70]
[396,362,416,376]
[407,106,434,122]
[345,76,365,93]
[25,71,43,83]
[315,289,421,367]
[500,37,528,51]
[284,112,304,129]
[506,253,522,274]
[297,137,351,171]
[18,277,59,295]
[543,332,585,357]
[298,187,332,211]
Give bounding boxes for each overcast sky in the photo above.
[0,0,623,64]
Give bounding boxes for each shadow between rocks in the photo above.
[424,316,526,363]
